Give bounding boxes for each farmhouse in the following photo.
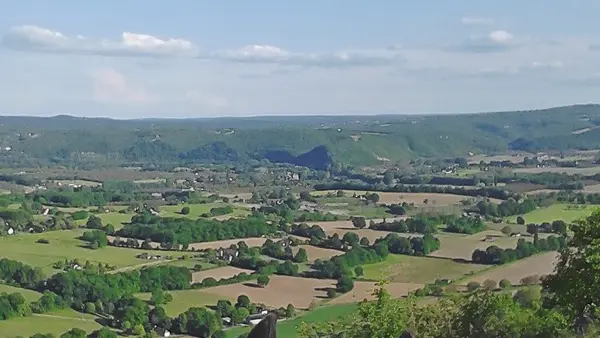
[216,248,239,262]
[483,235,496,242]
[7,227,14,235]
[510,233,522,238]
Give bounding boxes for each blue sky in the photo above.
[1,1,599,118]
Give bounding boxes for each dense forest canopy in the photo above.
[1,104,600,168]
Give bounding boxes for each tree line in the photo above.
[472,236,566,265]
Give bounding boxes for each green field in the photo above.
[160,203,250,220]
[224,303,359,338]
[0,284,42,302]
[136,289,228,316]
[0,230,184,275]
[507,204,599,224]
[0,313,102,337]
[361,254,486,284]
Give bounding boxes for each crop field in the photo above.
[328,281,422,305]
[292,245,343,261]
[159,203,250,220]
[312,190,472,206]
[49,179,102,187]
[361,254,487,284]
[136,289,227,316]
[0,313,102,337]
[0,284,42,301]
[461,251,559,285]
[224,303,359,338]
[507,204,598,224]
[430,231,530,261]
[133,178,167,184]
[0,230,184,275]
[306,218,408,242]
[191,266,254,283]
[582,184,600,193]
[467,154,530,164]
[202,275,336,309]
[512,166,600,175]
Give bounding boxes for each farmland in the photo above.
[0,230,185,275]
[312,190,474,206]
[431,231,535,261]
[159,202,251,220]
[0,313,102,337]
[136,289,228,316]
[461,251,559,285]
[328,281,422,305]
[201,275,336,309]
[507,204,598,224]
[292,245,343,261]
[0,284,42,302]
[224,303,359,338]
[512,167,600,175]
[361,254,487,284]
[191,266,254,283]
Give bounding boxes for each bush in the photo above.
[327,289,337,298]
[516,216,525,225]
[482,279,497,290]
[499,279,512,289]
[466,281,481,292]
[181,206,190,215]
[501,226,512,235]
[521,275,540,285]
[36,238,50,244]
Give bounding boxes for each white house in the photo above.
[7,227,14,235]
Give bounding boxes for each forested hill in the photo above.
[1,104,599,168]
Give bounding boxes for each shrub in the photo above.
[499,279,512,289]
[327,289,337,298]
[181,206,190,215]
[482,279,497,290]
[36,238,50,244]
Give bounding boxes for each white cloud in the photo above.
[204,44,405,68]
[88,68,152,103]
[445,30,518,53]
[530,60,564,69]
[460,17,494,25]
[2,25,197,57]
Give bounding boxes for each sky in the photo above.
[1,1,600,118]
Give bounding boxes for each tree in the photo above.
[216,300,234,317]
[521,275,540,285]
[327,289,337,298]
[499,279,511,289]
[351,216,367,229]
[336,275,354,293]
[501,225,512,235]
[526,223,538,236]
[84,302,96,314]
[181,206,190,215]
[359,237,370,246]
[293,248,308,263]
[544,211,600,320]
[88,328,117,338]
[60,328,87,338]
[513,286,542,308]
[132,324,146,336]
[285,304,295,318]
[482,279,497,290]
[354,266,364,277]
[231,307,250,325]
[551,220,567,235]
[150,288,170,305]
[516,216,525,225]
[104,224,115,235]
[257,275,270,288]
[383,172,394,185]
[236,295,251,308]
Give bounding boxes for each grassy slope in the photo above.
[507,204,599,224]
[361,254,486,284]
[135,289,229,317]
[224,303,359,338]
[0,230,184,275]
